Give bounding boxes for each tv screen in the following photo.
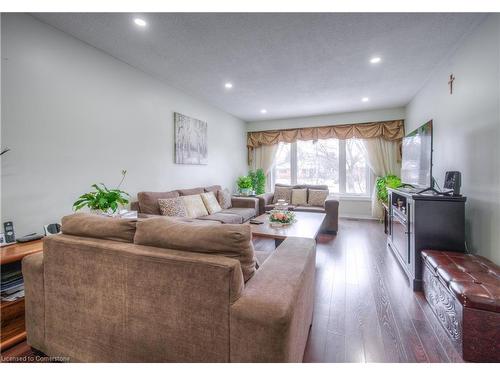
[401,121,433,188]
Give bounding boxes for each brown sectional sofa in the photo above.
[130,185,259,224]
[257,184,339,234]
[23,214,316,362]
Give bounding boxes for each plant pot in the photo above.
[239,188,252,196]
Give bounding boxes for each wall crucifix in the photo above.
[448,74,455,94]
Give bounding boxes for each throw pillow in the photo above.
[134,217,257,282]
[273,185,292,204]
[291,188,307,206]
[158,197,188,217]
[217,188,232,209]
[182,194,209,218]
[308,189,329,207]
[200,191,222,214]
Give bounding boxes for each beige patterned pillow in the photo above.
[217,188,232,209]
[181,194,209,218]
[291,188,307,206]
[308,189,329,207]
[200,191,222,214]
[272,186,292,204]
[158,197,188,217]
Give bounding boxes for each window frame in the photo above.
[272,139,372,198]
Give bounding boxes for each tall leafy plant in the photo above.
[375,174,402,204]
[248,168,266,195]
[73,170,130,214]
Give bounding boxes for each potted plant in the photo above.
[248,169,266,195]
[236,175,253,196]
[73,170,130,216]
[375,174,402,205]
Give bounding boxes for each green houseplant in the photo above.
[236,175,253,195]
[375,174,402,204]
[73,170,130,215]
[248,168,266,195]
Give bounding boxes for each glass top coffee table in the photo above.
[250,211,326,247]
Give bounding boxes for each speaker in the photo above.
[44,223,61,236]
[444,171,461,196]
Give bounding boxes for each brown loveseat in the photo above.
[130,185,259,224]
[257,184,339,233]
[23,214,316,362]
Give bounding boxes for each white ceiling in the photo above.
[33,13,486,122]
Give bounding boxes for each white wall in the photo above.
[247,107,405,219]
[406,14,500,263]
[1,14,247,236]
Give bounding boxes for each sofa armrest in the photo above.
[323,196,339,233]
[256,192,274,215]
[130,201,140,212]
[22,252,46,352]
[231,196,259,212]
[230,237,316,362]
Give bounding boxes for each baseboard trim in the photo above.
[339,215,378,221]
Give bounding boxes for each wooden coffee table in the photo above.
[250,211,326,247]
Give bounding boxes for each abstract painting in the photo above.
[174,112,208,165]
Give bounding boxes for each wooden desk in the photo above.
[1,239,43,352]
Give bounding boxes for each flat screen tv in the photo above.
[401,120,433,188]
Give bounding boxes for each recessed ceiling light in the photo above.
[134,18,147,27]
[260,109,267,114]
[224,82,233,89]
[362,97,370,102]
[370,56,382,64]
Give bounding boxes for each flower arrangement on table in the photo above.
[269,210,296,227]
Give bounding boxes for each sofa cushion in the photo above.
[204,185,222,193]
[138,190,180,215]
[291,188,307,206]
[217,188,232,209]
[197,212,243,224]
[265,204,296,212]
[294,205,326,213]
[182,194,209,218]
[61,213,137,243]
[272,185,292,204]
[308,189,329,207]
[134,217,257,281]
[178,187,205,196]
[221,207,256,222]
[200,192,222,214]
[158,197,188,217]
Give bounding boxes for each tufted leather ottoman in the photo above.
[422,250,500,362]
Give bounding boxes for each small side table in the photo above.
[0,239,44,351]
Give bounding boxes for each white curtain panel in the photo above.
[252,144,279,192]
[362,138,401,219]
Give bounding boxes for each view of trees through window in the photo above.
[297,139,339,192]
[272,138,369,195]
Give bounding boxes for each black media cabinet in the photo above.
[386,187,467,291]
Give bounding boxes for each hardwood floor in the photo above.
[1,218,463,362]
[256,218,463,363]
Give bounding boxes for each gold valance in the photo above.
[247,119,405,150]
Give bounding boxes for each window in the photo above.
[272,138,370,196]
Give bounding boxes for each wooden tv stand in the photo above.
[386,188,466,291]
